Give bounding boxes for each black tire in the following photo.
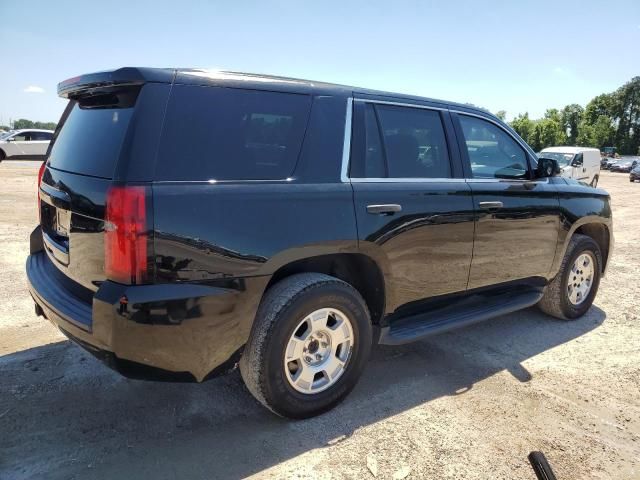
[538,234,602,320]
[590,175,598,187]
[239,273,372,418]
[0,149,5,162]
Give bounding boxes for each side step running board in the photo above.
[378,289,544,345]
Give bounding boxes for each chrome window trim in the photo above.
[344,98,457,183]
[354,98,448,111]
[465,177,549,184]
[350,177,464,183]
[341,99,539,184]
[340,97,353,183]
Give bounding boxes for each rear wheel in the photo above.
[538,234,602,320]
[590,175,598,187]
[0,149,5,162]
[240,273,372,418]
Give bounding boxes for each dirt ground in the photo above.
[0,162,638,480]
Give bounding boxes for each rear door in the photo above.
[30,131,53,156]
[452,111,561,289]
[350,98,474,312]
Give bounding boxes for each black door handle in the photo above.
[478,201,504,210]
[366,204,402,215]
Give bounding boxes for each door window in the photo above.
[32,132,53,141]
[458,115,528,179]
[352,103,452,179]
[12,132,31,141]
[573,153,583,166]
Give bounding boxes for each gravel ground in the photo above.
[0,162,638,480]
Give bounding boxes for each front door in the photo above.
[452,112,561,289]
[349,99,475,311]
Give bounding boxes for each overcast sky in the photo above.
[1,0,639,125]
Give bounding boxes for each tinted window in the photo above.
[459,115,528,179]
[32,132,53,141]
[13,132,31,141]
[362,103,386,177]
[156,86,312,181]
[48,103,134,178]
[376,105,451,178]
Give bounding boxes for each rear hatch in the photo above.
[39,68,172,291]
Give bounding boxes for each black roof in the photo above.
[58,67,493,118]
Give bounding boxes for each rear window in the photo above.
[48,102,133,179]
[155,86,312,181]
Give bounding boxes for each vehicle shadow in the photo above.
[0,306,605,480]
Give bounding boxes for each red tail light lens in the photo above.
[105,186,149,284]
[37,162,46,221]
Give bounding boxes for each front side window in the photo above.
[459,115,528,179]
[13,132,31,141]
[156,86,312,181]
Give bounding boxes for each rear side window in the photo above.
[351,102,452,179]
[376,105,451,178]
[48,103,134,179]
[156,86,312,181]
[32,132,53,141]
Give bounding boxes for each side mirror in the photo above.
[536,157,560,178]
[5,137,14,142]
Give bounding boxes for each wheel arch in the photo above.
[553,218,612,277]
[264,253,387,326]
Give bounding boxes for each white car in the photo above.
[539,146,601,187]
[0,129,54,161]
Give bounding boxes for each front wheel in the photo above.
[538,234,602,320]
[240,273,372,418]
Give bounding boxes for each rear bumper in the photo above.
[26,242,269,381]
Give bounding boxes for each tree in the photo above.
[13,119,35,129]
[561,104,584,145]
[510,113,534,145]
[495,110,507,121]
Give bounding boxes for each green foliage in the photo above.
[495,110,507,121]
[561,104,584,145]
[12,119,57,130]
[504,76,640,154]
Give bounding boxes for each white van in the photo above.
[539,147,601,187]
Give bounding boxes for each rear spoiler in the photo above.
[57,67,175,99]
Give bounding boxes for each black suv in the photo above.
[27,68,613,418]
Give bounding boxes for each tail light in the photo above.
[104,186,151,284]
[37,162,46,221]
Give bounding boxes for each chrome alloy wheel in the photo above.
[284,308,354,394]
[567,252,595,306]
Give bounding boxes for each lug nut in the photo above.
[315,354,321,360]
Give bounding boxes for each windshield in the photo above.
[539,151,575,167]
[0,131,13,140]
